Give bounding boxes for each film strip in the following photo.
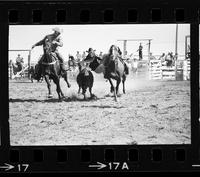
[0,0,199,173]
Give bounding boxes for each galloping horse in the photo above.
[28,65,44,83]
[38,42,71,99]
[103,45,127,101]
[9,60,23,75]
[86,45,128,101]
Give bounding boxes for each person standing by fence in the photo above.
[16,54,24,65]
[165,52,174,67]
[76,51,82,62]
[82,51,86,60]
[99,51,103,59]
[137,43,143,60]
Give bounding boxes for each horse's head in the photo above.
[109,45,121,61]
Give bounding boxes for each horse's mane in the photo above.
[108,45,122,56]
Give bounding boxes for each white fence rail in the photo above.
[9,65,29,79]
[149,59,190,81]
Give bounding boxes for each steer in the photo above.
[76,61,94,100]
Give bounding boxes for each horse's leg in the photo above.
[52,76,64,100]
[116,77,121,95]
[82,87,87,100]
[31,75,33,83]
[108,78,117,102]
[78,86,81,94]
[108,79,114,93]
[89,86,93,98]
[63,72,71,88]
[122,74,126,94]
[44,75,53,98]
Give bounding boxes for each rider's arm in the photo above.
[32,36,46,48]
[53,37,63,47]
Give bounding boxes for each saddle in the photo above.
[40,52,57,65]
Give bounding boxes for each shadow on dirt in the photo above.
[9,96,103,103]
[104,94,122,98]
[81,105,125,109]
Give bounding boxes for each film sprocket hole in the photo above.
[0,0,199,173]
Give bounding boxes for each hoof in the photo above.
[90,94,97,99]
[61,96,66,100]
[59,97,64,101]
[117,93,122,97]
[48,94,53,98]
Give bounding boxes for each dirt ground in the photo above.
[9,72,191,145]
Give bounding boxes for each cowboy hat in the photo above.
[52,27,62,33]
[86,48,96,53]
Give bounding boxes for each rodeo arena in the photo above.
[9,26,191,145]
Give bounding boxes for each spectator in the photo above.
[149,52,156,60]
[82,51,86,60]
[137,43,143,60]
[16,54,24,64]
[124,51,129,60]
[76,51,81,62]
[159,53,166,66]
[165,52,173,67]
[99,51,103,59]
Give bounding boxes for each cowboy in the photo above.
[137,43,143,60]
[16,54,24,65]
[31,27,66,79]
[84,48,96,62]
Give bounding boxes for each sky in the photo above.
[9,24,190,64]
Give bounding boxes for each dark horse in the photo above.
[29,65,44,83]
[9,60,23,75]
[76,61,94,100]
[86,45,128,102]
[38,47,71,99]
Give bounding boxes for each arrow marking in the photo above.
[89,162,107,170]
[0,163,15,171]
